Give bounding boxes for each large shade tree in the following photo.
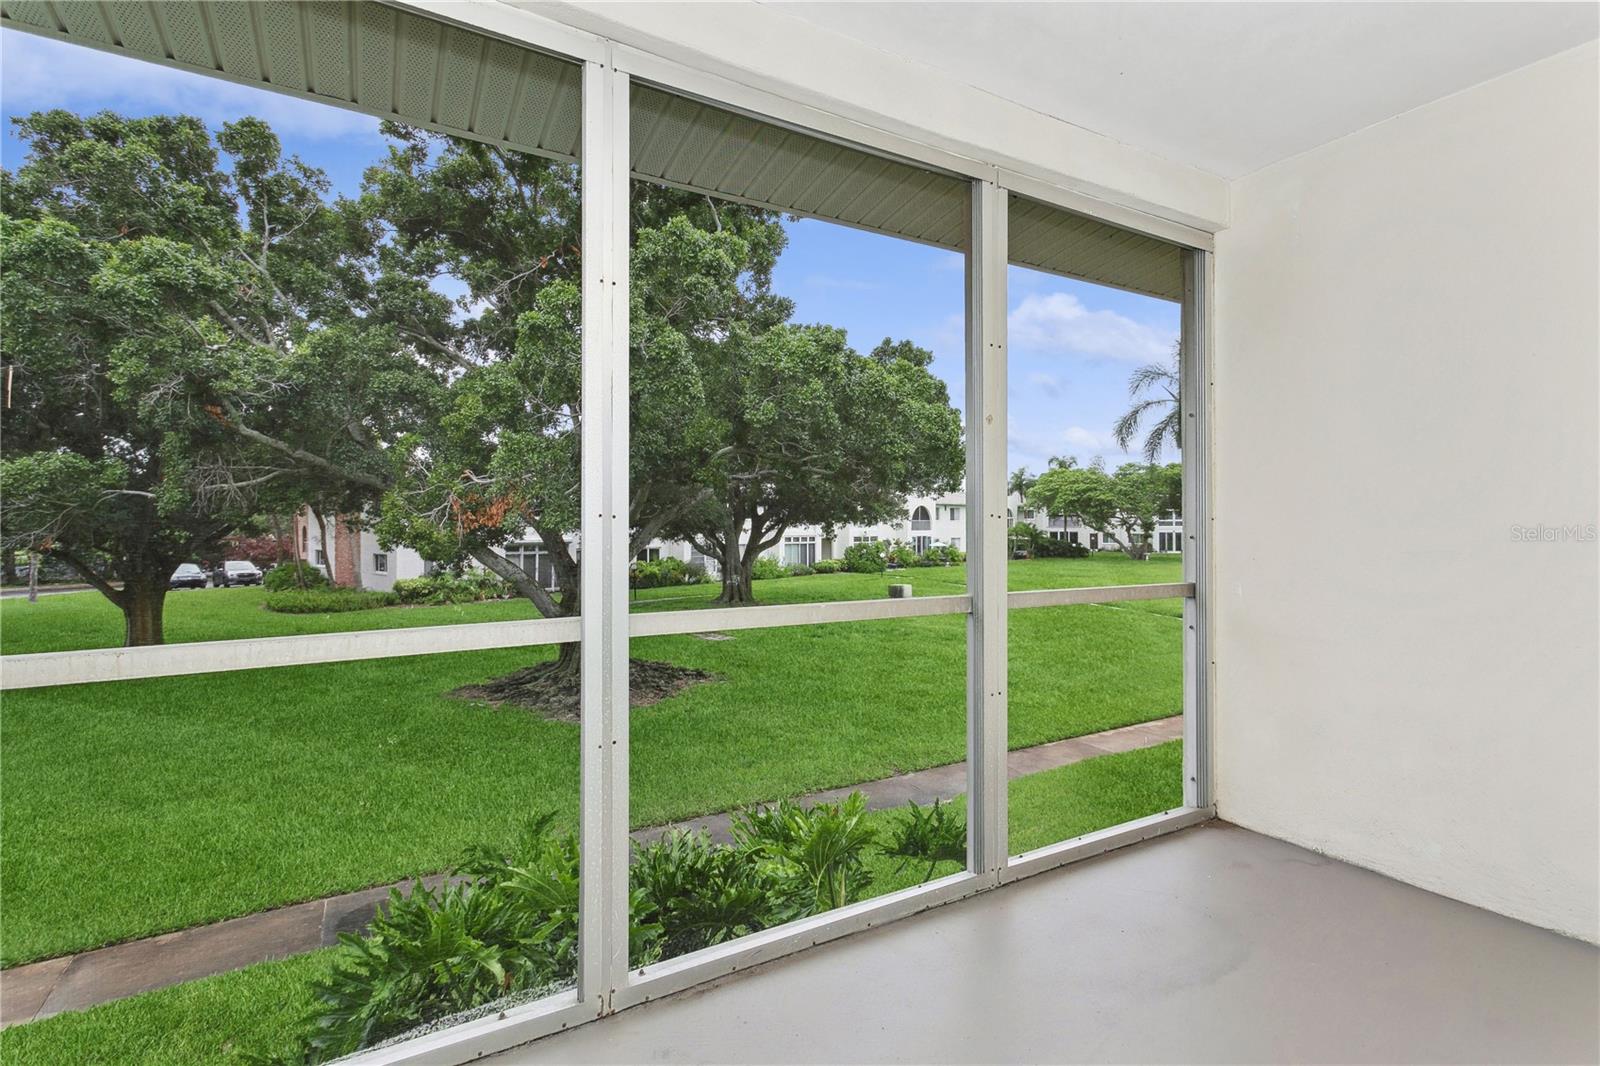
[0,111,392,645]
[1,110,966,681]
[665,333,964,604]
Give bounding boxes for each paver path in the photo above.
[0,715,1181,1026]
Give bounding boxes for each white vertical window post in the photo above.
[966,178,1009,874]
[578,52,631,1011]
[1180,248,1213,811]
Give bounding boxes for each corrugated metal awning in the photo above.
[1009,194,1183,302]
[0,0,1182,300]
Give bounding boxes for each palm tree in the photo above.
[1113,341,1181,463]
[1008,467,1036,498]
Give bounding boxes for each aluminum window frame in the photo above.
[0,8,1217,1063]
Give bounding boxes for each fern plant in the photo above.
[297,815,582,1063]
[285,795,885,1062]
[633,829,774,956]
[878,798,967,881]
[732,793,877,914]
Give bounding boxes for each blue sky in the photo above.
[1,28,1180,477]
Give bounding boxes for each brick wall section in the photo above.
[332,516,361,589]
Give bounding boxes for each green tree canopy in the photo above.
[1026,459,1180,560]
[662,331,965,603]
[1,109,967,664]
[0,111,386,644]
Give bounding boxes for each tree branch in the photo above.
[470,545,564,619]
[45,545,125,608]
[211,404,389,493]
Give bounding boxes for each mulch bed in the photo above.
[452,659,719,722]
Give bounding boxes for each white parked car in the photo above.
[211,560,263,587]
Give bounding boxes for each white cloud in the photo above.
[1063,425,1112,451]
[1008,292,1175,363]
[1008,425,1131,475]
[1024,371,1065,400]
[1,30,383,143]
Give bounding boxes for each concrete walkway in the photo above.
[0,716,1180,1026]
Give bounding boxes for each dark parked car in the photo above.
[169,563,208,590]
[211,560,263,587]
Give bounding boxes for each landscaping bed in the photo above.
[0,742,1181,1066]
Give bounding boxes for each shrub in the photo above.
[293,798,886,1061]
[841,541,886,574]
[1034,537,1090,559]
[264,589,396,614]
[391,571,509,605]
[1009,520,1043,554]
[731,793,877,914]
[750,557,787,581]
[632,557,692,589]
[879,799,967,880]
[633,830,771,958]
[302,816,585,1062]
[684,561,709,585]
[811,558,842,575]
[788,564,815,576]
[263,562,329,591]
[885,541,918,569]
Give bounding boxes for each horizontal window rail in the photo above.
[0,583,1192,690]
[630,593,970,637]
[0,616,581,690]
[1007,581,1193,610]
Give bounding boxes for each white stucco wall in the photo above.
[1213,43,1599,941]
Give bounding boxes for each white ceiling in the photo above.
[761,2,1599,179]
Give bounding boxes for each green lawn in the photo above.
[0,742,1181,1066]
[0,558,1182,966]
[0,950,333,1066]
[0,555,1182,655]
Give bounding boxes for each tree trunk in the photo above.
[313,508,332,583]
[2,549,17,585]
[468,641,583,718]
[720,531,761,598]
[120,572,168,647]
[716,554,757,604]
[290,514,308,588]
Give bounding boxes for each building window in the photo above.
[912,535,932,554]
[372,553,388,574]
[314,549,327,566]
[782,536,818,568]
[504,544,558,591]
[636,547,661,563]
[910,505,931,531]
[1089,533,1099,550]
[1068,531,1080,546]
[853,535,879,545]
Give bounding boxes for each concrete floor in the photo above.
[488,822,1599,1064]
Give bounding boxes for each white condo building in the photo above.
[299,489,1181,590]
